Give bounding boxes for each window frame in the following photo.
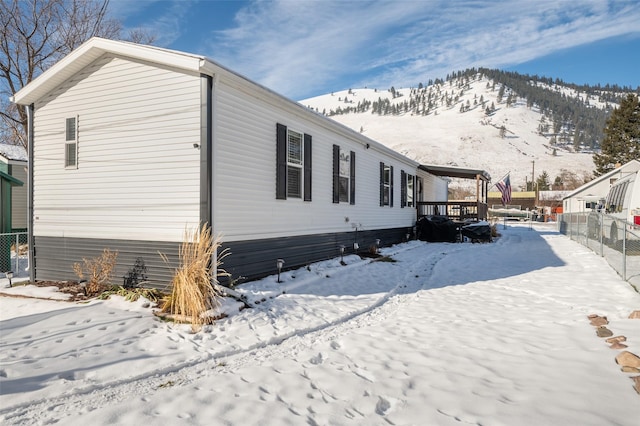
[276,123,312,201]
[286,128,303,199]
[407,173,415,207]
[333,145,355,205]
[65,116,78,169]
[380,162,393,207]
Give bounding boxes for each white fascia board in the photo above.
[11,37,207,105]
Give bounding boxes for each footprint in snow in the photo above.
[375,396,391,415]
[309,353,325,365]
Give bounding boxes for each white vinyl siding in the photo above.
[213,77,418,242]
[32,54,201,242]
[417,169,448,202]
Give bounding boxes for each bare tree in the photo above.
[0,0,155,148]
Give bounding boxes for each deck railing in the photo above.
[416,201,488,222]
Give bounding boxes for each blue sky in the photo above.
[111,0,640,100]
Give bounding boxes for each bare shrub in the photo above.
[72,249,118,296]
[161,225,228,328]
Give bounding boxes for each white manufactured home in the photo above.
[11,38,449,287]
[562,160,640,214]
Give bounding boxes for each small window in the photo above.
[380,163,392,206]
[286,129,303,198]
[66,117,76,141]
[338,149,350,203]
[65,116,78,168]
[407,174,414,207]
[383,165,391,205]
[276,123,312,201]
[333,145,355,204]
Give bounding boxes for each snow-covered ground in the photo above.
[1,223,639,425]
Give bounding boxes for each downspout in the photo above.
[200,74,213,227]
[27,104,34,283]
[200,74,215,282]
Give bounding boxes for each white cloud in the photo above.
[110,0,191,46]
[182,1,640,98]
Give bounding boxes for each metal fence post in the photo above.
[14,233,17,273]
[599,213,604,256]
[622,222,627,281]
[579,213,583,244]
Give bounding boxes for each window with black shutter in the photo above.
[276,123,312,201]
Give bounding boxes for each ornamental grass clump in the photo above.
[161,225,227,327]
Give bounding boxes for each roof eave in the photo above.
[11,37,208,105]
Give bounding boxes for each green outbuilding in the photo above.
[0,145,27,273]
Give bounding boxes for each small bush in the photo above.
[72,249,118,296]
[123,257,148,288]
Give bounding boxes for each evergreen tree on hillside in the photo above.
[593,94,640,176]
[536,171,551,190]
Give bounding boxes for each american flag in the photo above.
[496,174,512,205]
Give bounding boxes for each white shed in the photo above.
[11,38,448,286]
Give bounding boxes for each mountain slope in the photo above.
[300,72,621,190]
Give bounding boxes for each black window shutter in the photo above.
[390,165,394,207]
[401,170,406,208]
[349,151,356,205]
[276,123,287,199]
[304,133,312,201]
[409,175,418,207]
[411,175,416,206]
[379,162,384,206]
[332,145,340,203]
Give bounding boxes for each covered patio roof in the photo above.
[419,164,491,181]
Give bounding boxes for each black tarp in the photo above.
[461,221,492,242]
[417,216,458,242]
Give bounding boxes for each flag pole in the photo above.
[489,171,511,191]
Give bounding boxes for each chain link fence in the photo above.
[559,213,640,292]
[0,232,28,278]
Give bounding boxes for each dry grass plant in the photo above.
[72,249,118,296]
[161,225,228,328]
[490,224,501,238]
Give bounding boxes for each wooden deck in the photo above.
[416,201,488,222]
